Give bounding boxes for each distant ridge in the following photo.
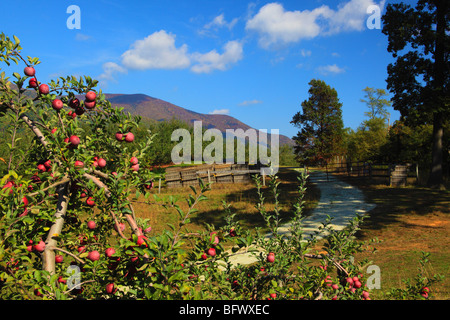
[104,93,295,146]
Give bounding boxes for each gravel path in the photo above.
[226,170,376,266]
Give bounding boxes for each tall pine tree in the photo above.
[291,79,344,166]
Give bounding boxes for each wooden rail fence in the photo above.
[165,164,255,188]
[325,160,418,187]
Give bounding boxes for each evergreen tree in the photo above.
[291,79,344,166]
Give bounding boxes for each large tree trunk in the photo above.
[427,0,446,189]
[428,113,444,189]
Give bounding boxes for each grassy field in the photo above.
[134,168,320,235]
[331,174,449,300]
[133,167,449,300]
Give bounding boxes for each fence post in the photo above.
[415,163,419,184]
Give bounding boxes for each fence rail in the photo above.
[325,160,418,187]
[164,164,255,188]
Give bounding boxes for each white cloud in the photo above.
[239,99,263,106]
[246,1,384,49]
[75,33,91,41]
[98,62,127,81]
[121,30,190,70]
[326,0,385,34]
[209,109,230,115]
[191,40,243,74]
[245,3,332,49]
[203,13,238,31]
[316,64,346,75]
[300,49,312,57]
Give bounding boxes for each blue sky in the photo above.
[1,0,415,139]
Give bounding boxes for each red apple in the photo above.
[354,280,362,288]
[210,232,219,246]
[55,255,63,263]
[362,291,370,299]
[131,164,139,171]
[51,128,57,134]
[201,253,208,260]
[69,98,80,109]
[22,196,29,207]
[84,100,96,109]
[69,135,80,146]
[105,247,116,258]
[26,240,33,252]
[97,158,106,168]
[144,181,153,190]
[28,78,38,88]
[267,252,275,263]
[75,107,85,116]
[37,164,46,172]
[207,247,216,257]
[86,197,95,207]
[130,157,138,165]
[74,160,84,169]
[87,220,96,230]
[39,84,49,95]
[52,99,63,111]
[34,240,45,252]
[115,132,123,141]
[331,284,339,290]
[24,66,35,77]
[114,222,125,233]
[346,277,354,286]
[87,250,100,261]
[136,235,147,247]
[106,283,115,294]
[124,132,134,142]
[44,160,51,169]
[77,246,86,253]
[85,91,96,101]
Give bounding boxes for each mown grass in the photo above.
[332,174,450,300]
[133,168,320,236]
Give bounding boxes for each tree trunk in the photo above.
[427,0,446,189]
[428,113,444,189]
[42,182,70,274]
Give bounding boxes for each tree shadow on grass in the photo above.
[189,169,320,231]
[332,174,450,234]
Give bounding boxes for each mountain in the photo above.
[103,93,295,146]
